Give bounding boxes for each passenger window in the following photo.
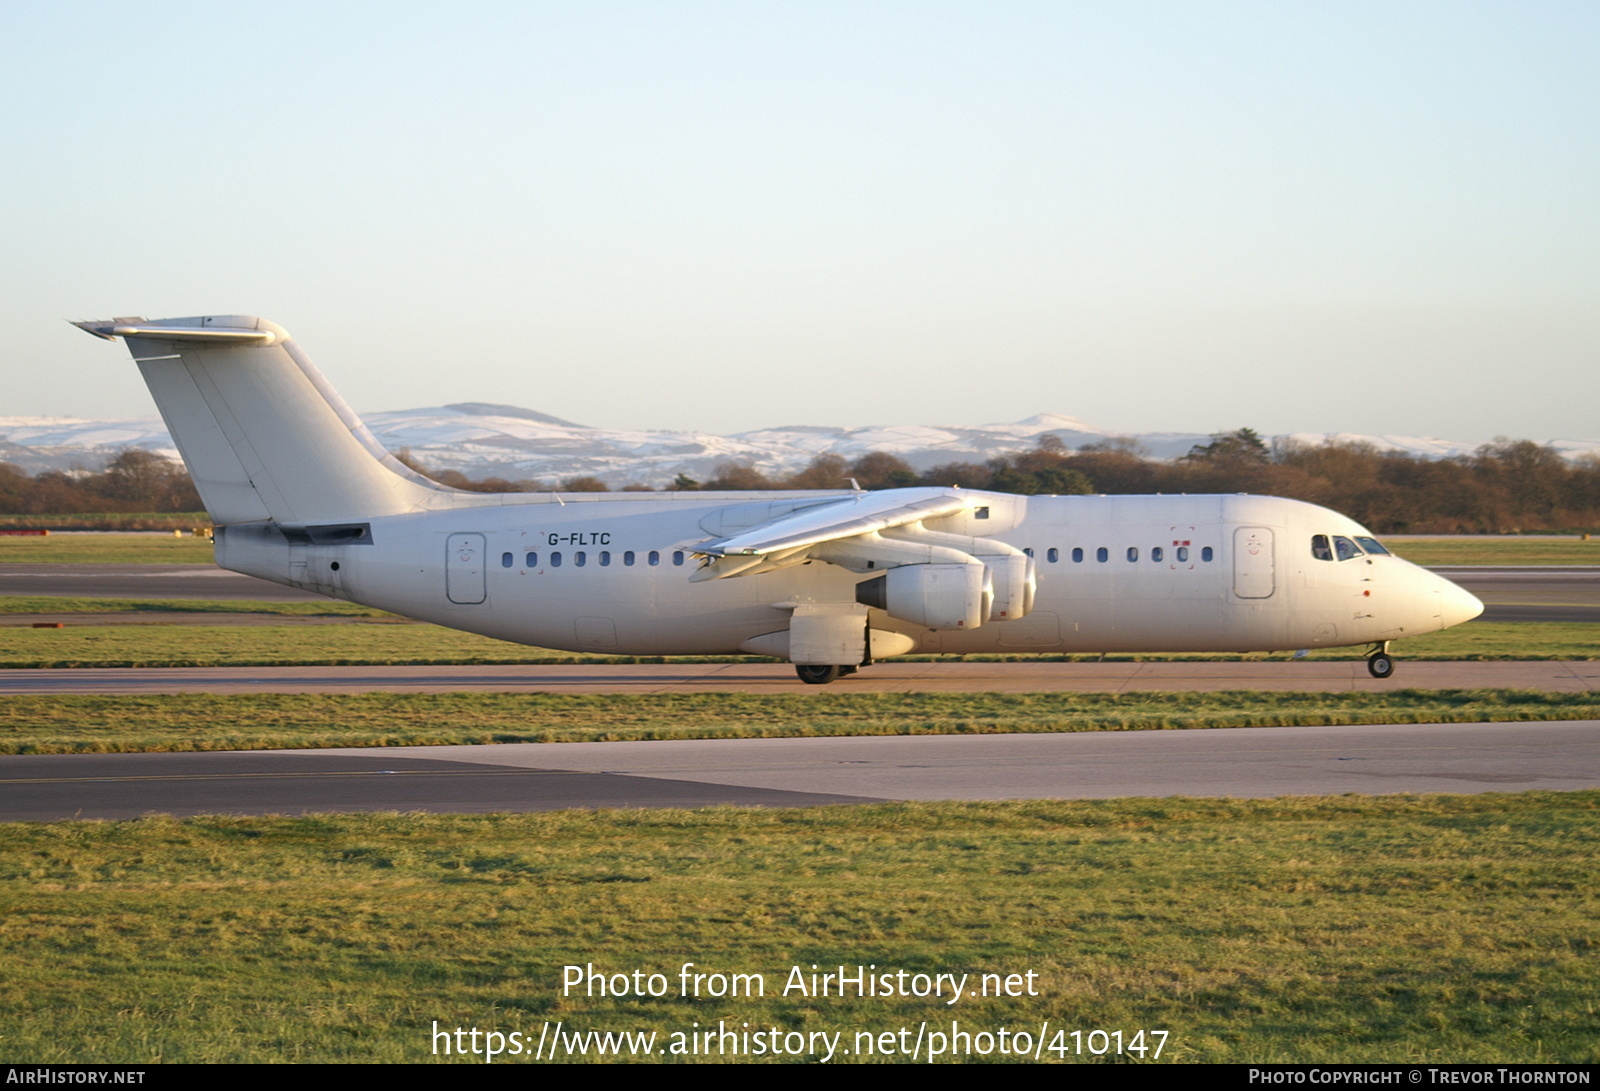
[648,551,660,566]
[1201,547,1213,562]
[525,552,538,567]
[1096,547,1108,563]
[551,552,562,567]
[1126,547,1138,562]
[575,551,587,567]
[672,551,685,566]
[501,552,513,568]
[1333,536,1363,562]
[599,551,611,566]
[624,551,635,566]
[1023,547,1034,558]
[1047,548,1059,563]
[1176,546,1188,562]
[1152,547,1164,562]
[1311,534,1333,561]
[975,507,990,519]
[1354,536,1390,556]
[1072,547,1083,563]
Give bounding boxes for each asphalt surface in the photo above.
[0,563,322,601]
[1430,566,1600,623]
[4,720,1594,821]
[0,750,876,821]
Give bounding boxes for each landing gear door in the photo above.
[1232,526,1274,599]
[446,533,487,604]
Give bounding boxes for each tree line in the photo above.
[0,449,202,515]
[5,431,1598,533]
[397,430,1600,533]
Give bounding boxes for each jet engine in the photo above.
[854,562,993,630]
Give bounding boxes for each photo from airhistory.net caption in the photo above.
[430,960,1094,1062]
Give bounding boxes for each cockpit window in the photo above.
[1333,535,1364,561]
[1354,536,1391,556]
[1311,534,1333,561]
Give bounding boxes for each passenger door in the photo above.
[1232,526,1275,599]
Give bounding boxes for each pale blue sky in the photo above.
[3,1,1596,440]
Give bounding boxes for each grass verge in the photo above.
[0,512,209,531]
[0,533,214,563]
[1387,537,1600,566]
[2,689,1596,754]
[0,619,1594,667]
[1,794,1595,1063]
[0,595,392,617]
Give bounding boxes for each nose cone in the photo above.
[1433,573,1485,630]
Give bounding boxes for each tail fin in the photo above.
[74,315,445,525]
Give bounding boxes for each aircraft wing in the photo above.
[696,488,970,558]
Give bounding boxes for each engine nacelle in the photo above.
[855,562,991,630]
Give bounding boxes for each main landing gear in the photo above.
[1366,641,1395,679]
[794,664,858,685]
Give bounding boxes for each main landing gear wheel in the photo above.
[1367,652,1395,679]
[795,664,843,685]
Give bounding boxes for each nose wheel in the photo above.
[1365,642,1395,679]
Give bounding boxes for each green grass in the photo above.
[0,621,528,666]
[0,595,392,617]
[0,619,1593,668]
[0,512,209,531]
[2,689,1596,755]
[0,532,214,563]
[1,794,1595,1063]
[1386,537,1600,566]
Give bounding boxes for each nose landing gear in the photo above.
[1365,641,1394,679]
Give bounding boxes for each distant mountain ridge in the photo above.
[2,405,1595,488]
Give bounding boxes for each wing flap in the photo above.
[696,488,972,559]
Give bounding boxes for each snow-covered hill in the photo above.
[2,403,1595,487]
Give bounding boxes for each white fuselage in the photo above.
[215,490,1481,657]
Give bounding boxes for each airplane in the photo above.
[74,315,1484,683]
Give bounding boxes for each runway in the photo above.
[3,659,1598,694]
[3,720,1595,821]
[0,749,876,821]
[1431,566,1600,623]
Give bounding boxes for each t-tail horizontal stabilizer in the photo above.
[73,315,445,526]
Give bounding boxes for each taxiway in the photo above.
[3,720,1594,821]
